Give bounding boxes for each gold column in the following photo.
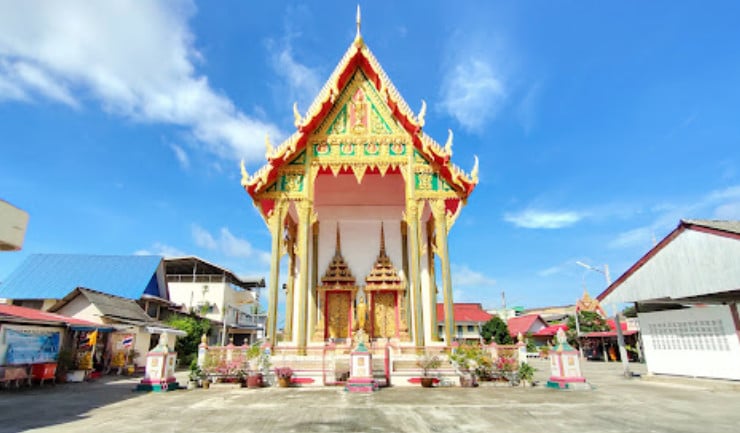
[426,219,439,341]
[431,199,454,345]
[266,200,287,345]
[406,199,424,347]
[284,220,296,340]
[296,199,312,353]
[309,221,319,342]
[400,221,411,340]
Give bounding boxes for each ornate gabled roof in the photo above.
[364,223,404,291]
[320,224,356,288]
[242,14,478,200]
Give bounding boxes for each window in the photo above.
[467,325,475,333]
[146,302,160,319]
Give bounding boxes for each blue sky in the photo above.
[1,1,739,312]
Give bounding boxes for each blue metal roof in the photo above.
[0,254,164,300]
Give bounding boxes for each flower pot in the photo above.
[278,377,291,388]
[420,377,435,388]
[202,379,210,389]
[459,376,478,387]
[247,374,263,388]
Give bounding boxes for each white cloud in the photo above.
[191,224,270,265]
[170,143,189,169]
[609,185,740,249]
[0,0,282,162]
[439,58,506,131]
[504,210,583,229]
[192,224,217,250]
[134,242,187,258]
[517,81,542,134]
[268,39,321,112]
[451,264,496,288]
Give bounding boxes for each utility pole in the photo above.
[577,261,631,378]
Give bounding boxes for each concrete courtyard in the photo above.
[1,359,739,433]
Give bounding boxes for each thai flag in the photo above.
[122,336,134,348]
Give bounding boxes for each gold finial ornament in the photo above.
[444,129,453,156]
[293,102,302,128]
[354,5,363,45]
[417,99,427,127]
[335,222,342,255]
[471,155,479,184]
[265,133,274,158]
[240,159,249,186]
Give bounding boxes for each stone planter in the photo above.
[459,376,478,387]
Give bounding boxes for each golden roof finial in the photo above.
[356,5,361,39]
[417,99,427,127]
[240,159,249,187]
[444,129,453,156]
[293,102,302,128]
[471,155,479,184]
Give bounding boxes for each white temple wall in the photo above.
[419,225,434,344]
[314,205,405,284]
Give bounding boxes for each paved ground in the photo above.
[1,360,739,433]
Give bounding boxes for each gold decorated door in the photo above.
[372,291,397,338]
[326,292,351,339]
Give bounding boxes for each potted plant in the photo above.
[55,348,75,383]
[494,354,518,384]
[187,362,202,389]
[449,344,490,387]
[126,348,141,375]
[275,366,293,387]
[416,353,441,387]
[517,362,536,387]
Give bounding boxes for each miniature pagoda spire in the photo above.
[364,222,403,290]
[379,222,386,256]
[321,223,355,287]
[336,222,341,254]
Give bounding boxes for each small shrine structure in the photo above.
[241,7,478,352]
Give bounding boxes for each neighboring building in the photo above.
[436,303,493,342]
[0,254,170,312]
[507,314,549,343]
[486,306,524,321]
[522,304,576,324]
[0,200,29,251]
[164,256,266,345]
[48,287,183,367]
[598,219,740,380]
[0,303,110,367]
[241,14,479,350]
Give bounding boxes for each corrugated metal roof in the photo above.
[0,303,107,328]
[0,254,163,300]
[683,219,740,235]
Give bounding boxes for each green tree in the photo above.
[621,305,637,318]
[480,316,513,345]
[565,311,609,348]
[167,315,211,368]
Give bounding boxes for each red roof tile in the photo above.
[436,303,493,323]
[507,314,548,337]
[0,304,103,328]
[533,323,568,337]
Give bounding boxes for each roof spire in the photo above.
[355,4,363,45]
[335,222,342,256]
[379,221,386,256]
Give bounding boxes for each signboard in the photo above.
[2,328,60,365]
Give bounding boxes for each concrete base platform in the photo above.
[135,381,180,392]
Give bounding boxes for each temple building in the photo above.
[241,10,478,352]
